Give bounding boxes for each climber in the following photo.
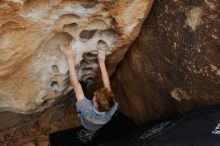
[61,40,118,132]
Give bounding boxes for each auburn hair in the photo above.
[94,87,115,112]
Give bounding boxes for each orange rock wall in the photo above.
[0,0,154,113]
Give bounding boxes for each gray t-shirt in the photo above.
[76,97,118,132]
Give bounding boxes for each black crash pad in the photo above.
[107,104,220,146]
[50,104,220,146]
[49,112,137,146]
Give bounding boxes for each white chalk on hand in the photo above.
[59,43,65,51]
[96,40,111,55]
[70,39,76,48]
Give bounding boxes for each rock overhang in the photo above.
[0,0,154,113]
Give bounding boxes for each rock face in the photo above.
[0,0,154,113]
[112,0,220,123]
[0,94,81,146]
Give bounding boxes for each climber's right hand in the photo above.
[98,49,106,63]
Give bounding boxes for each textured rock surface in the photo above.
[112,0,220,123]
[0,0,153,113]
[0,94,80,146]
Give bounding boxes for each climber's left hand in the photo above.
[63,44,76,60]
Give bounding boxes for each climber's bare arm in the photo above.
[63,44,84,101]
[98,50,111,91]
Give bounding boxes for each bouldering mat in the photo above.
[107,104,220,146]
[49,111,137,146]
